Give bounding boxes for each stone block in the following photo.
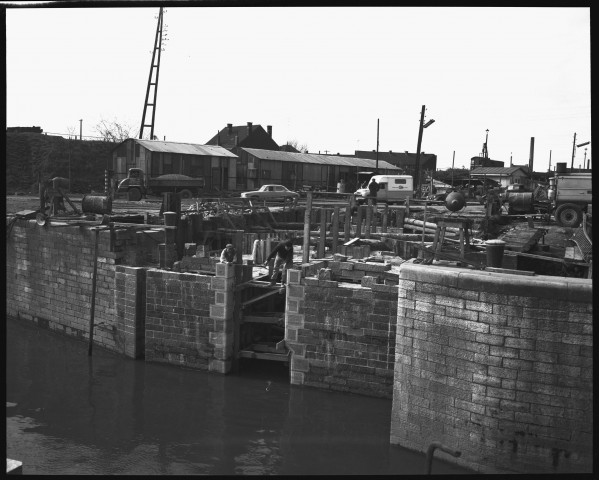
[291,371,305,385]
[317,268,333,280]
[215,262,235,278]
[184,243,197,256]
[209,358,232,374]
[361,275,377,287]
[292,356,310,372]
[287,268,301,285]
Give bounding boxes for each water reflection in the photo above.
[6,317,472,475]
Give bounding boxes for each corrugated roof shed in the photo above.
[242,148,401,170]
[470,166,526,175]
[134,139,238,157]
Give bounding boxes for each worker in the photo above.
[336,178,346,193]
[263,239,294,286]
[368,178,380,204]
[220,243,237,264]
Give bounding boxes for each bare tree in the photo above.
[286,139,309,153]
[94,118,135,142]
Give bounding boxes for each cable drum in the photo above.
[81,195,112,215]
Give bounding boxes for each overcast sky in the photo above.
[5,5,591,171]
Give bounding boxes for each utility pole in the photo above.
[570,132,577,170]
[451,150,455,188]
[79,119,82,140]
[376,118,379,175]
[140,7,164,140]
[414,105,426,196]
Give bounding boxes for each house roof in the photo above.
[131,139,238,157]
[241,148,401,170]
[470,166,527,176]
[354,150,436,166]
[207,124,275,148]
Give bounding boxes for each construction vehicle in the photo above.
[547,172,592,227]
[116,168,205,200]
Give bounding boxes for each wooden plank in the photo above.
[242,315,284,324]
[241,289,281,308]
[238,350,290,362]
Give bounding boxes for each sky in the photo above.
[5,5,591,171]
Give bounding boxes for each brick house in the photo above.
[206,122,280,151]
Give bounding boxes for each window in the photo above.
[394,178,407,184]
[379,183,387,190]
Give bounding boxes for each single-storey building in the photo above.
[469,166,530,189]
[355,150,437,177]
[111,139,239,191]
[236,148,401,192]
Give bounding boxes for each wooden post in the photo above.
[365,199,373,239]
[88,228,100,356]
[38,172,45,213]
[419,201,428,260]
[344,195,353,242]
[331,206,340,255]
[382,204,388,233]
[355,205,364,239]
[318,208,327,258]
[302,192,312,263]
[395,207,405,229]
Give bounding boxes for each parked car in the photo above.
[241,184,300,202]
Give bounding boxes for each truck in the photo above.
[115,168,205,201]
[547,172,592,227]
[354,174,414,204]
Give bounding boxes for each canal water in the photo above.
[6,317,472,475]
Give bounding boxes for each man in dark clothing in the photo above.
[263,239,294,285]
[368,178,380,204]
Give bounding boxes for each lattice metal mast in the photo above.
[139,7,165,140]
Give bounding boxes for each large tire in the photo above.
[128,188,142,201]
[555,203,582,228]
[179,189,193,200]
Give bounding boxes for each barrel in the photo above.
[50,177,70,191]
[163,211,177,226]
[485,239,506,268]
[81,195,112,215]
[507,192,533,213]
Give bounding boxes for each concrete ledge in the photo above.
[398,263,460,287]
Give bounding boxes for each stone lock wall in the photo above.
[143,263,237,373]
[6,219,121,351]
[285,269,397,398]
[391,263,593,474]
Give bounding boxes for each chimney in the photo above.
[529,137,535,173]
[227,123,233,135]
[267,125,272,137]
[247,122,253,134]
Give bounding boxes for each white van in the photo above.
[354,175,414,204]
